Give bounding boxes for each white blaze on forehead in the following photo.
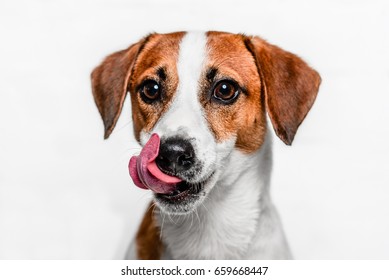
[177,31,207,97]
[150,31,210,138]
[170,31,207,131]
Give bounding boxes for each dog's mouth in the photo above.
[157,181,201,201]
[153,171,215,215]
[156,172,214,202]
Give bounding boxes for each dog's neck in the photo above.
[156,133,290,259]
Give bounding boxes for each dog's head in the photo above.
[91,31,321,214]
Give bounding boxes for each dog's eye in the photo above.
[213,81,239,103]
[140,80,161,102]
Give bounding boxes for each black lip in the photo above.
[156,181,202,202]
[156,172,214,202]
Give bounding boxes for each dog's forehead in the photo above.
[206,31,253,61]
[132,31,256,79]
[131,32,185,80]
[206,32,259,87]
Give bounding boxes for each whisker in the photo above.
[194,208,201,226]
[160,211,166,239]
[121,147,142,153]
[115,121,133,133]
[147,201,157,213]
[137,192,153,204]
[201,202,210,213]
[188,211,194,231]
[167,213,178,225]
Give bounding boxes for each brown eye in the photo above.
[140,80,161,102]
[213,81,239,103]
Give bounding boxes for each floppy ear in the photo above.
[91,39,146,139]
[245,36,321,145]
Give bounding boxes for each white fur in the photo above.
[140,32,218,183]
[129,32,291,259]
[158,133,291,259]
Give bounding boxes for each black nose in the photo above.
[156,138,195,174]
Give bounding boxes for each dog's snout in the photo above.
[156,138,195,174]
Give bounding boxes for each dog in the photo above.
[91,31,321,259]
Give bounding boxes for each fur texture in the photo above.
[91,31,321,260]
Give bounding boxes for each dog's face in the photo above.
[91,31,321,214]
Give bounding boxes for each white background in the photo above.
[0,0,388,259]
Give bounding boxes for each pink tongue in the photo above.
[128,133,182,194]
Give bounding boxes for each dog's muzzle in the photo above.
[129,133,212,211]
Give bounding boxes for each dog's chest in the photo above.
[157,177,262,259]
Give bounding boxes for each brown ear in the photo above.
[245,36,321,145]
[91,39,146,139]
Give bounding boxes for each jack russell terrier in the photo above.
[91,31,321,259]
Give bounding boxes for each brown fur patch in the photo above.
[127,32,185,141]
[91,38,148,139]
[136,203,163,260]
[245,36,321,145]
[203,32,267,153]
